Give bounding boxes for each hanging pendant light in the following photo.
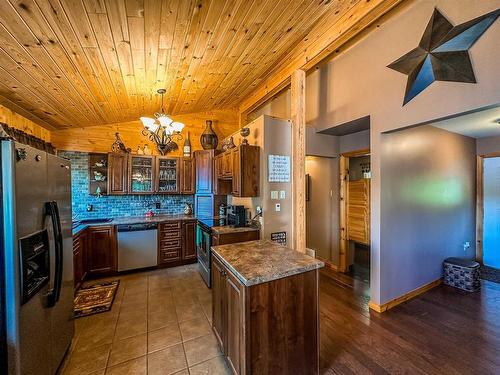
[140,89,185,155]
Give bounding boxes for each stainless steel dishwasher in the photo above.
[117,223,158,271]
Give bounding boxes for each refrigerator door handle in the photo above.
[45,201,63,307]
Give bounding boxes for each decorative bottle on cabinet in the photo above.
[183,132,191,157]
[200,120,218,150]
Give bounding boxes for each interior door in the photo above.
[47,153,74,374]
[483,157,500,269]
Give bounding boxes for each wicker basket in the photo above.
[443,257,480,292]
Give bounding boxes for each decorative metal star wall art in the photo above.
[388,8,500,105]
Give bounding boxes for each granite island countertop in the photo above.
[211,240,324,286]
[72,214,196,236]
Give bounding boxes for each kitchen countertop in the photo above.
[211,240,324,287]
[211,225,260,235]
[72,214,196,236]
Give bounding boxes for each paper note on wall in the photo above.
[268,155,290,182]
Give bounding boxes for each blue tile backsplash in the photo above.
[59,151,194,220]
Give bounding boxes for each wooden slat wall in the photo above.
[0,103,51,141]
[50,109,238,156]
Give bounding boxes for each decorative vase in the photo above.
[200,120,218,150]
[184,203,193,215]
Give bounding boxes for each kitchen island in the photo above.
[211,240,324,375]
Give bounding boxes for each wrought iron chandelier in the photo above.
[140,89,185,155]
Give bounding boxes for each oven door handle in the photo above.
[45,201,63,307]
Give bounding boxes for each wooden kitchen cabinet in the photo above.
[156,156,180,194]
[195,150,216,194]
[107,152,128,195]
[231,147,241,196]
[129,155,155,194]
[215,154,224,179]
[212,253,320,375]
[180,157,196,194]
[222,151,233,178]
[86,225,117,277]
[158,220,197,265]
[73,230,88,289]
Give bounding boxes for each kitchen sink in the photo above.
[78,218,113,224]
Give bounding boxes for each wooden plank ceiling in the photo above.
[0,0,370,130]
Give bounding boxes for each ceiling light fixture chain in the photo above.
[140,88,185,155]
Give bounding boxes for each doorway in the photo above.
[478,153,500,282]
[339,149,371,284]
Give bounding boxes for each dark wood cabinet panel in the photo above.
[212,257,225,349]
[195,150,214,194]
[180,158,195,194]
[212,230,260,246]
[73,231,87,289]
[182,220,196,260]
[87,226,117,276]
[226,271,244,375]
[231,148,241,196]
[107,152,128,195]
[223,151,233,178]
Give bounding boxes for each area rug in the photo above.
[74,280,120,318]
[481,266,500,284]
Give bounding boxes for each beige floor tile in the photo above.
[147,344,188,375]
[148,325,182,353]
[172,370,189,375]
[189,356,231,375]
[75,326,115,352]
[63,344,111,375]
[105,356,147,375]
[183,334,222,367]
[108,333,147,367]
[117,308,148,322]
[179,317,212,342]
[175,303,206,322]
[148,310,178,331]
[114,316,147,341]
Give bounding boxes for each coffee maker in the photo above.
[227,205,246,227]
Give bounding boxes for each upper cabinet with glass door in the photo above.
[156,157,179,194]
[129,155,155,194]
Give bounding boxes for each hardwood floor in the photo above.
[319,268,500,374]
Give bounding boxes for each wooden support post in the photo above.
[291,70,306,253]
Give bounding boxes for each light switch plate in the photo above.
[275,203,281,212]
[271,191,278,199]
[279,190,286,199]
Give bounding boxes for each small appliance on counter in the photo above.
[227,205,247,227]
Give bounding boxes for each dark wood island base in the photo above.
[211,240,324,375]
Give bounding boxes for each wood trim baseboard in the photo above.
[368,278,442,313]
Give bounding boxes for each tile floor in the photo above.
[60,264,231,375]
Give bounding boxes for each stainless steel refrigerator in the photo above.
[1,140,74,374]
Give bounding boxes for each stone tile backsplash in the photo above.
[59,151,194,220]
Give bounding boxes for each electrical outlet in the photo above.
[271,191,278,199]
[463,241,470,251]
[155,202,161,209]
[279,190,286,199]
[275,203,281,212]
